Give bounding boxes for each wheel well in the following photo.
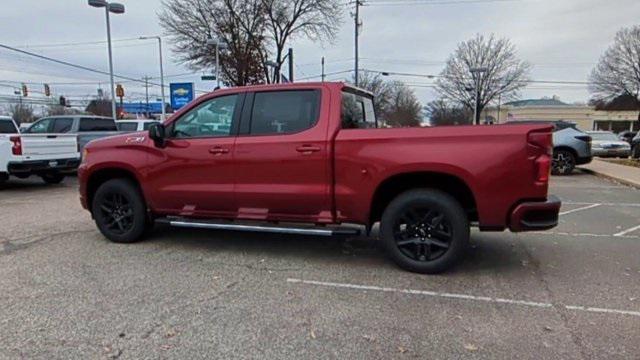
[554,146,578,159]
[86,168,141,211]
[369,172,478,225]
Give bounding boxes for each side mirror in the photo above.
[148,123,166,147]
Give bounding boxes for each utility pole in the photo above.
[354,0,362,86]
[321,57,325,82]
[288,48,294,82]
[142,75,151,116]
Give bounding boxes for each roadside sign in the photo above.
[170,82,194,110]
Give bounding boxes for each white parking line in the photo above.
[528,231,640,239]
[563,201,640,208]
[287,278,640,318]
[614,224,640,237]
[559,203,601,216]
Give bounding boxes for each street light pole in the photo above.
[104,6,116,120]
[89,0,125,121]
[215,42,220,89]
[140,36,166,121]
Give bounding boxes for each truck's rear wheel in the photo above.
[92,178,147,243]
[380,189,469,274]
[41,173,65,184]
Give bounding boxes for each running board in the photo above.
[155,217,361,237]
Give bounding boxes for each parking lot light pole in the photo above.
[89,0,125,121]
[140,36,166,121]
[470,67,487,125]
[206,37,228,89]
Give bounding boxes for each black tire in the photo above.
[552,149,575,175]
[92,178,147,243]
[632,145,640,159]
[380,189,469,274]
[41,173,65,184]
[0,172,8,184]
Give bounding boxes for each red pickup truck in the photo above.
[78,82,560,273]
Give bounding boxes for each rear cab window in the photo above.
[79,118,117,132]
[0,119,18,134]
[341,89,376,129]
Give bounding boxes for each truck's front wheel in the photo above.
[380,189,469,274]
[92,179,147,243]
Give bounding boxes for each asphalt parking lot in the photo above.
[1,173,639,359]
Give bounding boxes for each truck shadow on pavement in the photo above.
[139,225,525,275]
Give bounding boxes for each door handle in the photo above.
[209,147,230,155]
[296,145,321,153]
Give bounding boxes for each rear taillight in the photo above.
[575,135,591,144]
[528,129,552,183]
[10,136,22,155]
[535,155,551,183]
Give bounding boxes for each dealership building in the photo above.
[483,97,640,132]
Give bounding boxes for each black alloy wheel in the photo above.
[92,179,148,243]
[393,208,452,262]
[380,189,469,274]
[98,192,135,236]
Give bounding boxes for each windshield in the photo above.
[590,132,619,141]
[0,119,18,134]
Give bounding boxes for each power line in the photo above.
[13,37,144,49]
[0,43,210,94]
[364,0,523,6]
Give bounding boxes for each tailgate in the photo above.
[20,134,79,158]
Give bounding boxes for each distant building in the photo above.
[483,96,639,132]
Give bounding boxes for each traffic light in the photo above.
[44,84,51,97]
[21,83,28,97]
[116,84,124,98]
[59,96,66,107]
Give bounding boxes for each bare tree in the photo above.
[8,103,35,125]
[159,0,267,86]
[86,99,114,117]
[159,0,341,86]
[590,26,640,123]
[425,99,472,126]
[261,0,342,83]
[436,34,530,124]
[353,72,422,127]
[384,82,423,127]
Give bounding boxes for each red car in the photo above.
[78,82,560,273]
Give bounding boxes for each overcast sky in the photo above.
[1,0,639,107]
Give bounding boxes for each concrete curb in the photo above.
[578,168,640,190]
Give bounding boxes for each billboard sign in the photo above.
[170,82,194,110]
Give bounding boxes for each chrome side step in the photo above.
[155,217,360,237]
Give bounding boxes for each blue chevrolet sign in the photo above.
[170,82,194,110]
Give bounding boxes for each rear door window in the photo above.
[117,122,139,131]
[24,118,53,133]
[79,118,117,132]
[0,119,18,134]
[52,118,73,133]
[249,90,320,135]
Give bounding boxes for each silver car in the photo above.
[508,120,592,175]
[587,131,631,158]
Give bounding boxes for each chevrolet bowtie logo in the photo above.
[173,88,190,96]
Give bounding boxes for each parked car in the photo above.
[1,116,79,184]
[116,120,159,132]
[506,120,592,175]
[586,131,631,158]
[22,115,120,151]
[618,130,637,144]
[632,132,640,159]
[79,82,561,274]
